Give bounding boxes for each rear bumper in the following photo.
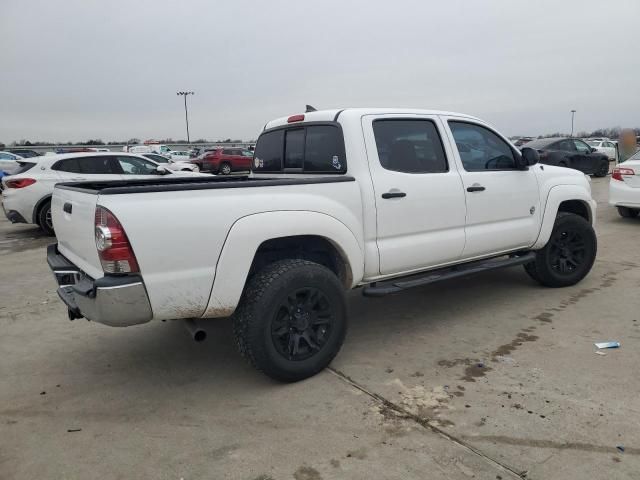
[47,244,153,327]
[3,207,27,224]
[609,180,640,208]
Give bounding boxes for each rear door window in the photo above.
[52,158,82,173]
[373,119,448,173]
[77,156,121,174]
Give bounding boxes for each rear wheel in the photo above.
[594,160,609,177]
[233,259,347,382]
[617,206,639,218]
[37,200,55,236]
[219,162,232,175]
[523,212,596,287]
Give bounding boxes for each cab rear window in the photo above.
[253,124,346,173]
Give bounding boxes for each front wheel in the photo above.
[37,200,55,236]
[617,206,639,218]
[523,212,596,287]
[233,259,347,382]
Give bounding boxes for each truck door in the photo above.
[362,114,467,275]
[444,118,541,259]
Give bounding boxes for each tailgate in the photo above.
[52,186,103,279]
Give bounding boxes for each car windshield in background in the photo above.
[627,150,640,161]
[521,138,557,149]
[586,140,600,146]
[143,154,169,163]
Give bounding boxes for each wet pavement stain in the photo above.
[293,465,323,480]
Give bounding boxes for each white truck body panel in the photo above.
[49,108,596,326]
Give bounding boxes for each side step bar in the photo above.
[362,252,536,297]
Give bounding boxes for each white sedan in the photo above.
[609,151,640,218]
[142,153,199,172]
[586,139,618,162]
[1,152,202,235]
[168,150,191,161]
[0,151,24,175]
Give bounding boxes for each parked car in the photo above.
[1,152,201,235]
[168,151,191,161]
[142,153,199,172]
[586,139,618,162]
[47,107,597,382]
[0,151,24,175]
[193,147,253,174]
[8,149,42,158]
[521,137,609,177]
[609,150,640,218]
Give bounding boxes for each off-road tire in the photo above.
[37,200,55,236]
[523,212,596,288]
[617,206,639,218]
[233,259,347,382]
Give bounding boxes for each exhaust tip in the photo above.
[183,319,207,342]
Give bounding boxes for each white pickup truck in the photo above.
[48,108,597,382]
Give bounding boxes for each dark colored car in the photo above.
[192,147,253,174]
[8,149,41,158]
[522,137,609,177]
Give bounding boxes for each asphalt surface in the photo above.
[1,176,639,479]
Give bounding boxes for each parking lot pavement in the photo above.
[1,176,639,479]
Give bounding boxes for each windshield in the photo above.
[586,141,600,146]
[145,154,168,163]
[628,150,640,162]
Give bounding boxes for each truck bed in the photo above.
[55,175,356,195]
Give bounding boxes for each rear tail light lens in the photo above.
[612,167,635,181]
[94,206,139,274]
[5,178,36,188]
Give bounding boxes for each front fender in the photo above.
[532,184,596,250]
[202,210,364,318]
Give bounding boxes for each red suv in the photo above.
[193,147,253,174]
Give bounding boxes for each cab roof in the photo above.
[263,108,482,131]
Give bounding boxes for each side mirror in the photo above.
[156,165,168,174]
[520,147,539,167]
[590,147,597,153]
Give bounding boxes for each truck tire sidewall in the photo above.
[234,260,347,382]
[38,200,55,236]
[534,213,596,288]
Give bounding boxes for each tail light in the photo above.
[5,178,36,189]
[612,167,635,181]
[94,206,139,274]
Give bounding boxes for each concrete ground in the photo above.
[1,176,639,480]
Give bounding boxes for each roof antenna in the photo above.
[305,104,317,113]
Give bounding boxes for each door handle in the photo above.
[382,191,407,199]
[466,185,486,192]
[63,202,73,214]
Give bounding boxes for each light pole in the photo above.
[570,110,576,137]
[177,91,194,143]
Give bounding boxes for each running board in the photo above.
[362,252,536,297]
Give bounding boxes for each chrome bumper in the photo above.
[47,244,153,327]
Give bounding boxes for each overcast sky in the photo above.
[1,0,638,143]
